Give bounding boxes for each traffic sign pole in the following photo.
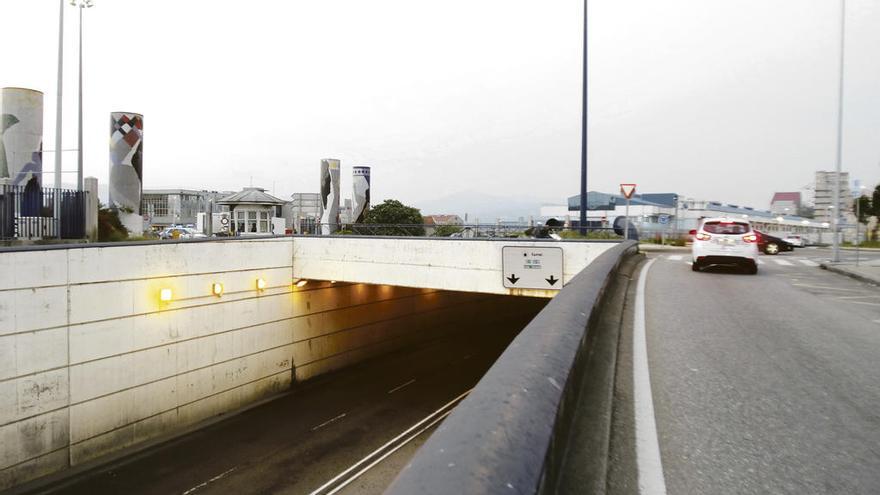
[619,184,636,241]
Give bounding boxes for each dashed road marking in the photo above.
[311,413,347,431]
[773,259,794,266]
[388,379,416,394]
[182,467,238,495]
[667,255,683,261]
[798,259,819,267]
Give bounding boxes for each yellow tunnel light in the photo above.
[212,283,224,297]
[256,278,267,291]
[159,288,173,302]
[296,279,309,288]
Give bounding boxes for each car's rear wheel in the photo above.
[691,261,700,272]
[765,242,779,255]
[745,263,758,275]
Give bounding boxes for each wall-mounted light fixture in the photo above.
[256,278,267,291]
[212,283,224,297]
[159,288,173,302]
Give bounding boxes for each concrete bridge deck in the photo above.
[0,235,619,490]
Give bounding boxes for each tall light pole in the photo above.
[73,0,94,192]
[579,0,588,233]
[832,0,846,263]
[54,0,64,190]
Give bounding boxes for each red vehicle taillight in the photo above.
[695,232,711,241]
[742,234,758,243]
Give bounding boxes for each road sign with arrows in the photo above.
[502,246,564,290]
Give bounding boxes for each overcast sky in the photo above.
[2,0,878,211]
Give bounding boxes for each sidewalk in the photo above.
[819,259,880,286]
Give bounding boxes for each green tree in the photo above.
[363,199,425,236]
[98,202,129,241]
[433,224,463,237]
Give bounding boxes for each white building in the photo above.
[216,187,286,236]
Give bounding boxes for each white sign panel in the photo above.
[502,246,564,290]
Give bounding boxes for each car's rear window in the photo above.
[702,221,749,235]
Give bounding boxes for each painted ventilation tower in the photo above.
[109,112,144,234]
[352,166,371,223]
[1,87,43,188]
[320,158,341,234]
[0,88,43,216]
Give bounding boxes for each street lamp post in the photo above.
[55,0,64,191]
[832,0,847,263]
[72,0,94,192]
[579,0,588,234]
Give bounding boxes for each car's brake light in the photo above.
[742,234,758,243]
[695,232,711,241]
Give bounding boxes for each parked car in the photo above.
[690,218,759,274]
[754,230,794,255]
[783,234,806,247]
[159,227,207,240]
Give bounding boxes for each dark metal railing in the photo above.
[0,184,87,240]
[295,222,624,240]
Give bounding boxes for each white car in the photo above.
[690,217,759,274]
[783,235,806,247]
[180,228,207,239]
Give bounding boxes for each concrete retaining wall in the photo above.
[0,238,526,490]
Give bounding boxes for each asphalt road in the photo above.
[621,248,880,494]
[27,303,545,495]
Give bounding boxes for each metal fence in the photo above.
[295,222,624,240]
[0,184,87,240]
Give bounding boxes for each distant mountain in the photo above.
[412,190,557,222]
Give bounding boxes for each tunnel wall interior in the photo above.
[0,239,544,490]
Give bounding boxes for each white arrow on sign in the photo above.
[502,246,564,290]
[620,183,637,199]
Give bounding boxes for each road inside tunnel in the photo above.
[28,295,547,495]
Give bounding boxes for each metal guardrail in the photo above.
[386,240,640,494]
[0,184,86,240]
[297,222,624,240]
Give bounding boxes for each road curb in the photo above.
[819,263,880,286]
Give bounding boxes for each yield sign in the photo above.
[620,183,637,199]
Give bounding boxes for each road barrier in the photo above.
[386,240,641,494]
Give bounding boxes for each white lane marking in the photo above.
[387,378,416,394]
[798,259,819,267]
[633,258,667,495]
[874,319,880,324]
[667,255,683,261]
[756,259,765,265]
[181,467,237,495]
[791,284,860,292]
[308,389,471,495]
[836,295,880,300]
[773,259,794,266]
[311,413,347,431]
[845,301,880,307]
